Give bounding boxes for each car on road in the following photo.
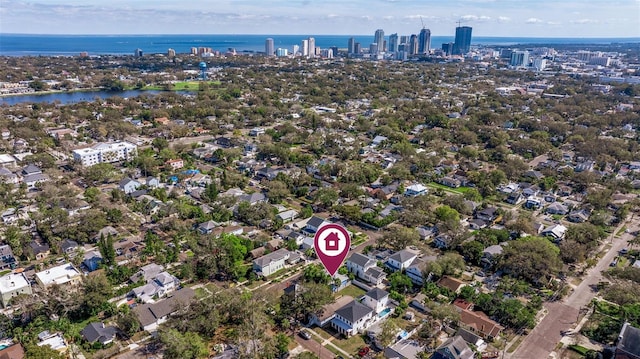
[610,257,619,267]
[619,248,629,255]
[298,330,312,340]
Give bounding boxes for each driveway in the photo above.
[509,221,635,358]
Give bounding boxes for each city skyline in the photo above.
[1,0,638,38]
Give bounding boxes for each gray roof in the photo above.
[618,322,640,357]
[81,322,117,344]
[335,300,373,324]
[23,173,48,183]
[307,216,326,229]
[433,335,474,359]
[133,288,196,327]
[483,245,503,256]
[239,192,266,204]
[348,252,375,268]
[365,266,386,280]
[22,164,41,175]
[253,249,290,268]
[365,287,388,301]
[388,249,417,264]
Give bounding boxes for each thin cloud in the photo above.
[526,17,544,24]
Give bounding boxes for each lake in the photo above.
[0,89,191,106]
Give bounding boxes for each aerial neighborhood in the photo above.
[0,39,637,359]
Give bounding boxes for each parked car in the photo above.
[358,346,370,357]
[299,330,312,340]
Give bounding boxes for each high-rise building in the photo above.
[418,28,431,55]
[533,58,547,71]
[330,46,339,57]
[292,45,300,56]
[453,26,472,55]
[167,48,176,58]
[276,48,288,57]
[370,43,378,55]
[265,38,275,56]
[134,48,143,57]
[409,34,418,56]
[354,43,362,55]
[374,29,385,53]
[308,37,316,58]
[442,42,454,56]
[510,50,530,67]
[348,37,356,55]
[190,47,198,55]
[388,33,399,54]
[301,39,309,57]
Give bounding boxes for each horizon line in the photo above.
[1,33,640,40]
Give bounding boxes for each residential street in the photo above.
[509,221,636,359]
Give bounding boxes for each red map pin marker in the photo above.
[314,223,351,276]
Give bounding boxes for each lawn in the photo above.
[427,182,475,195]
[333,334,367,355]
[312,327,334,340]
[194,287,209,299]
[336,285,366,299]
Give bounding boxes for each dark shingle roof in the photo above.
[365,287,388,301]
[618,322,640,357]
[81,322,117,344]
[335,300,373,324]
[388,249,417,264]
[348,253,375,268]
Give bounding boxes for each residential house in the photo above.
[457,308,504,340]
[1,208,18,225]
[432,336,474,359]
[37,331,67,353]
[0,245,17,270]
[505,192,523,205]
[238,192,267,205]
[0,273,32,307]
[615,322,640,359]
[546,203,569,215]
[197,220,219,235]
[60,239,79,255]
[481,245,504,267]
[0,167,19,184]
[524,197,542,210]
[438,276,466,294]
[308,295,354,327]
[133,288,196,332]
[568,209,590,223]
[0,343,24,359]
[119,178,141,195]
[27,242,50,261]
[346,253,386,286]
[468,219,488,230]
[95,226,118,242]
[330,300,374,337]
[542,224,567,241]
[522,186,540,198]
[437,176,462,188]
[305,216,328,234]
[249,127,265,136]
[80,322,117,345]
[252,249,291,277]
[384,340,425,359]
[21,164,41,176]
[475,207,498,222]
[409,293,428,312]
[35,263,82,288]
[131,271,179,303]
[83,251,103,272]
[165,159,184,170]
[386,249,418,271]
[433,234,453,249]
[362,288,389,314]
[406,256,437,285]
[146,176,161,188]
[276,209,298,223]
[417,226,437,240]
[404,183,428,197]
[23,173,48,190]
[130,263,164,283]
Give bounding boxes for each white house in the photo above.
[0,272,32,307]
[119,178,141,194]
[133,288,195,332]
[406,256,437,285]
[386,249,419,271]
[404,183,428,197]
[346,253,386,286]
[362,287,390,314]
[23,173,49,190]
[35,263,82,288]
[252,249,291,277]
[542,224,567,241]
[331,300,374,337]
[72,141,137,167]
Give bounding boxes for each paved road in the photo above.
[294,335,336,359]
[510,221,635,359]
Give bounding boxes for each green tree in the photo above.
[499,237,562,286]
[159,329,209,359]
[81,272,113,316]
[84,187,100,203]
[378,318,400,347]
[202,182,218,203]
[117,309,141,337]
[389,272,413,294]
[98,233,116,266]
[24,344,64,359]
[379,226,420,251]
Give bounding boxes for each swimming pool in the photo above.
[379,308,392,318]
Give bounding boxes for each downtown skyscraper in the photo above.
[374,29,385,53]
[418,28,431,55]
[265,38,275,56]
[388,33,399,54]
[453,25,472,55]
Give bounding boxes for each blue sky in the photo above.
[1,0,639,37]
